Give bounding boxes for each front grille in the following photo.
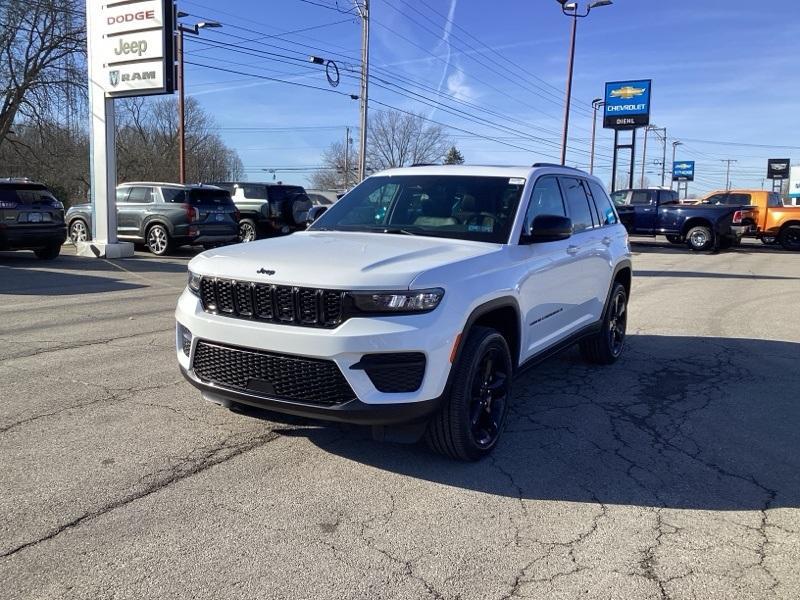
[353,353,426,393]
[192,341,357,405]
[199,277,345,328]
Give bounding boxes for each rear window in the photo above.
[186,188,234,206]
[162,188,186,203]
[0,185,56,204]
[268,186,306,203]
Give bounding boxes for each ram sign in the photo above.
[603,79,652,129]
[767,159,791,180]
[88,0,175,98]
[672,160,695,182]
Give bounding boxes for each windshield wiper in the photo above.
[379,227,417,236]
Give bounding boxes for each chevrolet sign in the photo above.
[603,79,652,130]
[672,160,695,182]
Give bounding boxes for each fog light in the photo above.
[177,323,192,356]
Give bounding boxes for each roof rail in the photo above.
[531,163,585,172]
[410,163,438,167]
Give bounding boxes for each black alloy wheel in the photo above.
[469,347,510,449]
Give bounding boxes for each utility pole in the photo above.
[355,0,369,182]
[640,125,651,187]
[660,128,667,186]
[344,126,350,190]
[721,159,737,190]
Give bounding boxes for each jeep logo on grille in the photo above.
[257,268,276,276]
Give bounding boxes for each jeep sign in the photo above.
[88,0,174,98]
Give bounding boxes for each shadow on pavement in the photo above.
[635,270,800,280]
[241,334,800,511]
[630,239,791,255]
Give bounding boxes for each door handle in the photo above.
[602,237,612,246]
[567,245,579,255]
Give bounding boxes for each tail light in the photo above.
[732,210,743,224]
[0,201,18,209]
[182,203,199,223]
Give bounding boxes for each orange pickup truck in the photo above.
[697,190,800,250]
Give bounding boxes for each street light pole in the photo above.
[590,98,604,175]
[556,0,613,165]
[671,140,682,189]
[176,16,221,184]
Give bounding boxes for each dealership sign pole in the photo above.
[766,159,790,195]
[80,0,175,258]
[603,79,652,192]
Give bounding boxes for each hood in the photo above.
[189,231,501,290]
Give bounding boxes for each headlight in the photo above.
[349,288,444,314]
[187,270,202,295]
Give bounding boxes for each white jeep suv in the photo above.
[176,164,632,460]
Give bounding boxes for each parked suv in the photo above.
[176,164,632,460]
[208,182,312,242]
[0,179,66,259]
[66,183,239,255]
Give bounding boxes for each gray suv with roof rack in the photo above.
[208,181,312,242]
[0,179,66,259]
[66,182,239,255]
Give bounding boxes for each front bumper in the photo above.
[175,289,458,418]
[180,364,441,425]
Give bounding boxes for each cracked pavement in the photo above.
[1,240,799,599]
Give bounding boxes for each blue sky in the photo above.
[179,0,800,193]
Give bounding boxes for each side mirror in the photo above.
[522,214,572,244]
[306,205,328,225]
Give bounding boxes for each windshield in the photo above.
[610,191,628,206]
[308,175,525,243]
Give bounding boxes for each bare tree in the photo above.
[368,110,450,170]
[116,96,243,184]
[0,0,85,146]
[313,110,451,188]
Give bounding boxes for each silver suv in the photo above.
[66,182,239,255]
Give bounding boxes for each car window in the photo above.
[186,189,235,207]
[161,188,187,203]
[609,190,628,206]
[523,176,566,234]
[704,193,726,205]
[240,184,267,200]
[630,191,652,205]
[126,187,154,203]
[768,193,783,207]
[727,193,751,205]
[559,177,595,233]
[267,186,306,203]
[116,188,131,203]
[310,175,525,243]
[587,181,618,225]
[659,190,679,205]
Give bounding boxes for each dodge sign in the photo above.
[88,0,174,98]
[603,79,652,130]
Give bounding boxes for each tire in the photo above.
[685,225,714,251]
[146,224,171,256]
[579,282,628,365]
[286,195,313,225]
[778,226,800,251]
[425,326,513,461]
[665,234,684,245]
[34,244,61,260]
[68,219,89,244]
[238,218,258,243]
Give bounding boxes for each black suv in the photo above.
[66,182,240,255]
[0,179,66,259]
[208,182,312,242]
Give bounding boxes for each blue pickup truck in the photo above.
[611,188,754,251]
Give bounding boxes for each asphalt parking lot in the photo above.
[1,239,799,600]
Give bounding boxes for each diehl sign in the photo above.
[767,159,790,180]
[603,79,652,130]
[672,160,695,182]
